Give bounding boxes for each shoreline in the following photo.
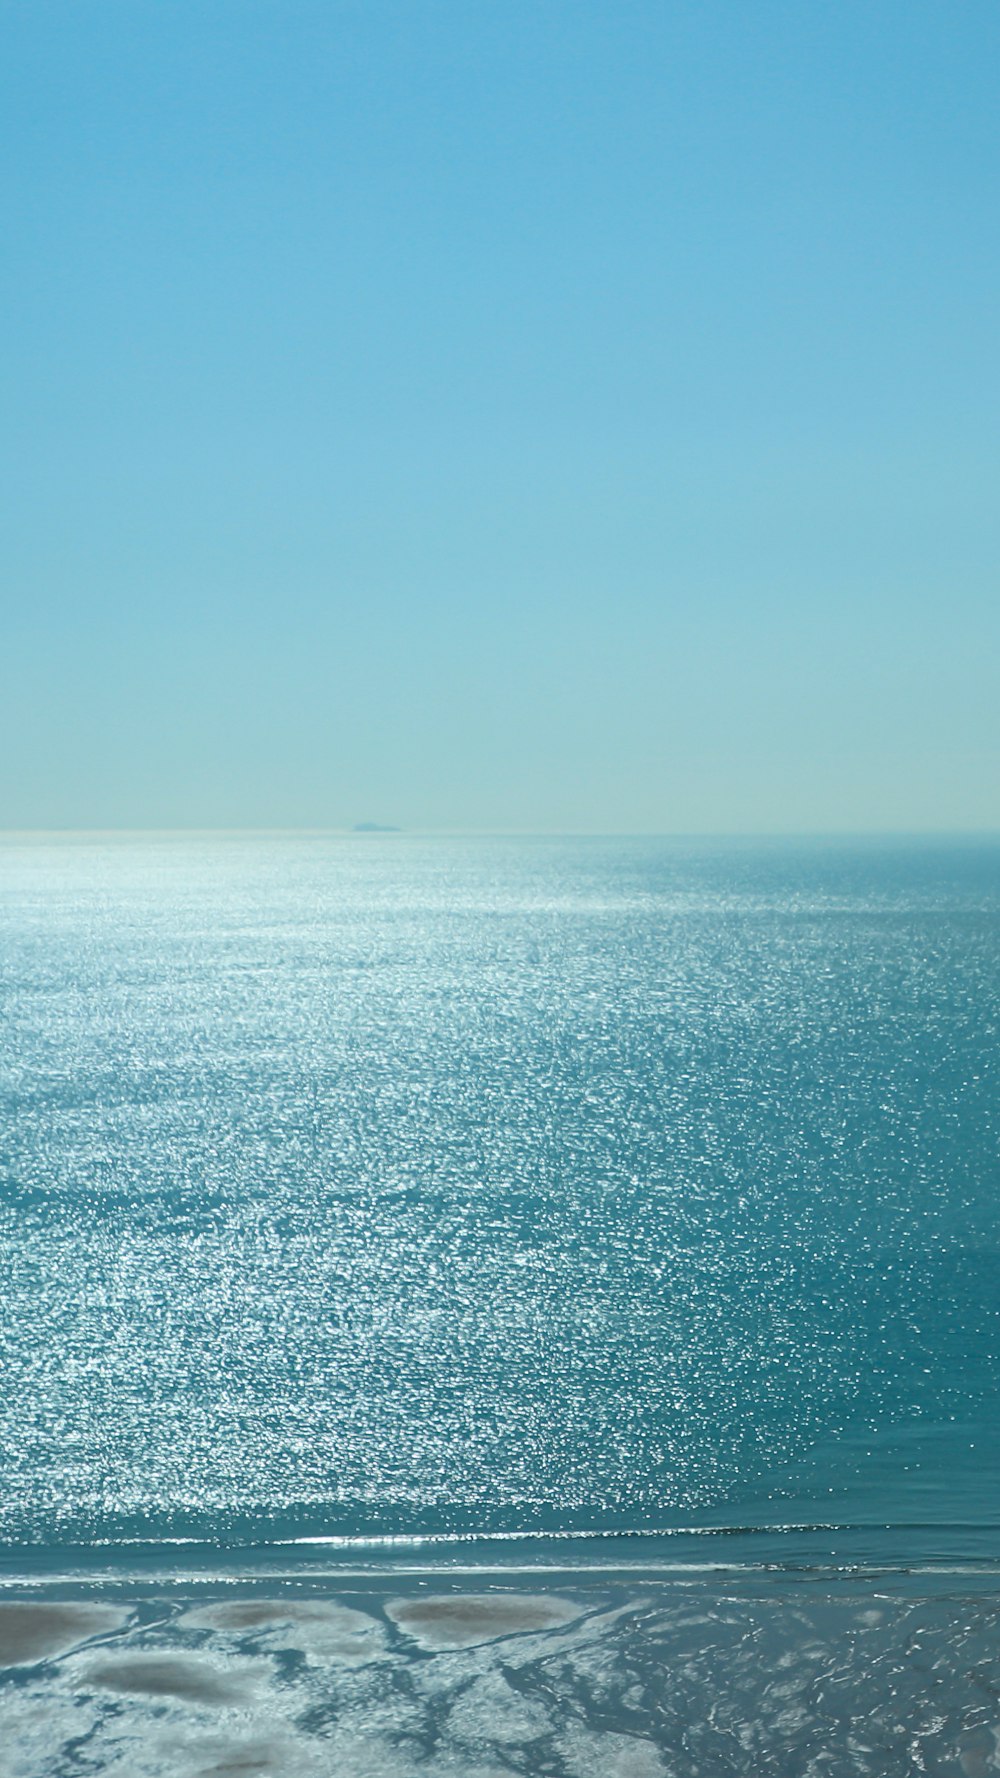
[4,1519,1000,1591]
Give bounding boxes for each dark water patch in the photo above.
[184,1737,314,1777]
[0,1601,126,1666]
[84,1653,255,1705]
[185,1599,373,1634]
[182,1598,387,1666]
[386,1591,581,1648]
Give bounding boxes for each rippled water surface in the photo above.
[1,834,999,1554]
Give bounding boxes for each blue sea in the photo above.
[2,833,999,1775]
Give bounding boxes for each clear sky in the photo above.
[3,1,998,832]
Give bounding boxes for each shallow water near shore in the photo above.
[3,1562,1000,1776]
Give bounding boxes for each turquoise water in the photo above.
[2,833,999,1564]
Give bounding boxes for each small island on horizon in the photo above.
[352,821,401,833]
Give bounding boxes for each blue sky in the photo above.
[3,1,998,831]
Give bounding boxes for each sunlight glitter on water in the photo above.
[3,835,999,1555]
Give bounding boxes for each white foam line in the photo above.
[22,1521,1000,1554]
[278,1525,861,1544]
[4,1561,1000,1591]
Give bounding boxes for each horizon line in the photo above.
[1,826,998,842]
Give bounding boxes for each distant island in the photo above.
[352,822,401,833]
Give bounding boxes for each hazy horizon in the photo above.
[4,2,999,833]
[2,824,999,842]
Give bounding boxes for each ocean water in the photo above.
[2,832,999,1773]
